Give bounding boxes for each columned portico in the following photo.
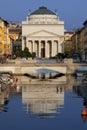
[22,6,65,58]
[24,39,59,58]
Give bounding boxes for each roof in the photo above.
[0,17,8,25]
[9,28,21,32]
[30,6,56,15]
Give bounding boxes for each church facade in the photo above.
[22,6,65,58]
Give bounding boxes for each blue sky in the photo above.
[0,0,87,30]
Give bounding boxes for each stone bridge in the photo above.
[0,64,67,74]
[0,61,86,75]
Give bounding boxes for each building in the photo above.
[8,21,22,41]
[12,32,22,56]
[8,21,22,57]
[71,22,87,61]
[22,6,65,58]
[64,31,74,56]
[0,17,9,56]
[82,21,87,61]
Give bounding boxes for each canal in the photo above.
[0,74,87,130]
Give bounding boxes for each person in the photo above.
[81,99,87,122]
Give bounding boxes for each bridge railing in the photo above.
[12,58,58,64]
[5,58,74,65]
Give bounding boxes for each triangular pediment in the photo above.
[27,30,62,37]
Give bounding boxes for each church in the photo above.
[22,6,65,58]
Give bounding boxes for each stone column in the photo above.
[27,40,30,51]
[53,40,59,56]
[58,42,62,53]
[32,41,34,53]
[31,41,33,53]
[22,36,26,50]
[22,37,24,50]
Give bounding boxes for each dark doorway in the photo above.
[41,48,45,58]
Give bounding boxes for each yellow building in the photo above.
[0,17,9,56]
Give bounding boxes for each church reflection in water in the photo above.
[20,73,76,118]
[22,84,65,118]
[1,72,87,120]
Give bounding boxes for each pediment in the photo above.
[27,30,61,37]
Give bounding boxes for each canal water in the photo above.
[0,74,87,130]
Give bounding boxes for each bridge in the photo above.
[0,64,67,74]
[0,59,87,75]
[0,59,87,74]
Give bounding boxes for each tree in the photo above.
[83,20,87,26]
[15,47,32,59]
[22,47,31,59]
[56,53,65,59]
[32,52,36,59]
[15,50,22,57]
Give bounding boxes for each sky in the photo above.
[0,0,87,30]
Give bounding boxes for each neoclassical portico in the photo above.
[22,6,65,58]
[22,36,61,58]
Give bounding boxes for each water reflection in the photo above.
[0,77,20,113]
[0,72,87,130]
[0,86,9,112]
[1,72,87,122]
[73,78,87,123]
[24,68,64,80]
[22,84,64,118]
[20,74,75,119]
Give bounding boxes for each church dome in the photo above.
[25,6,60,25]
[30,6,56,15]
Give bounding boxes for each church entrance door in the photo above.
[41,48,45,58]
